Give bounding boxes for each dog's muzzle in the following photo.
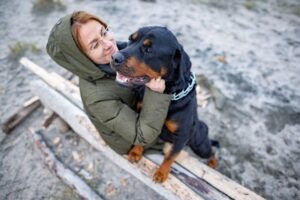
[111,52,125,70]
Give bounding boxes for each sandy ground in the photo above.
[0,107,165,200]
[0,0,300,199]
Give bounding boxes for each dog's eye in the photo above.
[144,47,152,54]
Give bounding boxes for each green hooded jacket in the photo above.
[46,14,171,154]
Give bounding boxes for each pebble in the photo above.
[86,162,94,172]
[72,151,84,162]
[120,178,128,187]
[54,118,69,133]
[79,169,93,180]
[216,55,228,64]
[52,137,60,145]
[105,183,116,196]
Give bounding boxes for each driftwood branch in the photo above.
[2,96,41,134]
[28,128,103,200]
[42,111,57,129]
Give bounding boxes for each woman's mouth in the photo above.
[105,46,117,57]
[107,48,114,56]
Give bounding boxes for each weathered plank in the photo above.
[2,96,41,134]
[42,111,57,129]
[28,128,103,200]
[178,155,265,200]
[146,153,230,200]
[20,57,82,109]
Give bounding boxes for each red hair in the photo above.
[71,11,108,53]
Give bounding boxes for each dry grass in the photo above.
[8,41,40,56]
[32,0,65,10]
[243,0,256,10]
[292,5,300,17]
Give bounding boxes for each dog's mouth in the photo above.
[116,72,149,87]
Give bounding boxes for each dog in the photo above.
[111,26,218,183]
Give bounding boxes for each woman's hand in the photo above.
[145,77,166,93]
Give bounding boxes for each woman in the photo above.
[46,11,171,154]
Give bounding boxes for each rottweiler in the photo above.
[111,26,218,183]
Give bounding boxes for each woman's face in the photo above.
[78,20,118,64]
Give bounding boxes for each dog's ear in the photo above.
[172,45,191,83]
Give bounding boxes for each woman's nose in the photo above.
[101,39,112,50]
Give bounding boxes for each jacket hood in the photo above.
[46,14,105,81]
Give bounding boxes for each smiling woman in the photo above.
[71,12,117,64]
[46,11,171,158]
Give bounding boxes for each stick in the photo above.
[42,111,57,129]
[28,128,103,200]
[2,96,41,134]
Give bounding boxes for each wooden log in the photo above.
[31,79,194,200]
[20,57,82,109]
[42,111,57,129]
[178,155,265,200]
[21,57,265,200]
[146,153,230,200]
[41,110,70,133]
[28,128,103,200]
[2,96,41,134]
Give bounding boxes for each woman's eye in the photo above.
[93,42,99,49]
[100,30,105,37]
[102,28,109,37]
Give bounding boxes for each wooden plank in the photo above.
[2,96,41,134]
[146,153,230,200]
[21,57,265,200]
[28,128,103,200]
[31,79,201,200]
[178,155,265,200]
[20,57,82,109]
[42,111,57,129]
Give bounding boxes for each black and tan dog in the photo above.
[111,26,218,183]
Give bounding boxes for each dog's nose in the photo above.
[112,52,125,65]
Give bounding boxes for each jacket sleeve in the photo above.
[88,87,171,145]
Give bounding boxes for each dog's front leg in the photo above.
[153,153,178,183]
[128,145,144,162]
[153,138,187,183]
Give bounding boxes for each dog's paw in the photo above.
[207,153,218,169]
[128,151,142,163]
[128,145,144,163]
[153,167,170,183]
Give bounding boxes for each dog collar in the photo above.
[171,72,196,101]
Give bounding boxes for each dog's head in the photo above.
[110,26,191,87]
